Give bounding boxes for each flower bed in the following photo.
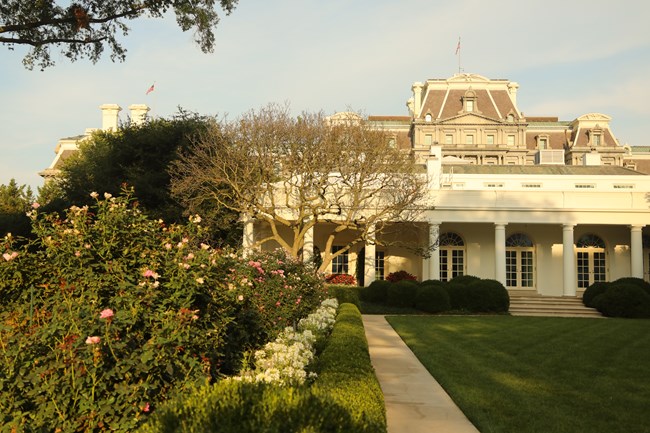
[139,303,386,433]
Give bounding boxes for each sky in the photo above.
[1,0,649,192]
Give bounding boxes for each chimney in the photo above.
[100,104,122,131]
[129,104,150,126]
[411,82,424,118]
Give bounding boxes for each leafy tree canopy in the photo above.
[52,110,240,245]
[0,179,35,237]
[0,0,239,70]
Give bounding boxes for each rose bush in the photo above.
[0,189,325,432]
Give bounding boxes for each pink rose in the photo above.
[99,309,114,319]
[85,336,101,345]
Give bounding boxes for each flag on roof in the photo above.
[455,37,461,55]
[145,83,155,95]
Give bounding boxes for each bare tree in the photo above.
[170,103,430,273]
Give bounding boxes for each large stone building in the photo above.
[42,73,650,297]
[248,73,649,296]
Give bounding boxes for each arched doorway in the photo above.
[505,233,535,289]
[576,234,607,288]
[439,232,465,282]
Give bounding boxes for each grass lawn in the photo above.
[386,315,650,433]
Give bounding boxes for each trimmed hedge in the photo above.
[360,280,390,304]
[445,275,481,310]
[140,303,386,433]
[592,284,650,318]
[465,279,509,313]
[415,284,450,313]
[328,284,362,307]
[311,303,387,432]
[386,280,419,308]
[583,281,611,308]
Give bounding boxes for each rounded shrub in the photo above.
[592,284,650,318]
[386,280,419,308]
[360,279,390,304]
[445,275,481,310]
[613,277,650,295]
[415,284,450,313]
[465,279,510,313]
[582,281,611,307]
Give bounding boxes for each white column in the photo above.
[563,224,576,296]
[494,223,507,285]
[364,238,376,286]
[630,225,644,279]
[303,225,314,264]
[425,223,440,281]
[242,214,254,256]
[128,104,150,126]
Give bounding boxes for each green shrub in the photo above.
[139,381,361,433]
[415,284,450,313]
[592,284,650,318]
[141,304,387,433]
[386,280,419,308]
[465,279,510,313]
[311,303,386,432]
[613,277,650,295]
[583,281,611,307]
[445,275,481,310]
[360,279,390,304]
[328,284,362,307]
[0,190,325,432]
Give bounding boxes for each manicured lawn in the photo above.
[387,316,650,433]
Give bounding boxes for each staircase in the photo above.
[509,295,603,318]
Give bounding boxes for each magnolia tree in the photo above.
[170,104,431,273]
[0,0,238,69]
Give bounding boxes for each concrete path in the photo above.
[362,315,480,433]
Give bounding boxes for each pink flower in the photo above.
[90,192,99,199]
[2,251,18,262]
[142,402,151,413]
[237,294,244,301]
[164,243,172,250]
[31,202,40,209]
[142,269,159,279]
[85,336,101,345]
[100,309,114,319]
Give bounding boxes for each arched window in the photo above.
[506,233,535,288]
[576,234,607,288]
[439,232,465,282]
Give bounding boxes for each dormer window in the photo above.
[588,126,603,147]
[462,90,478,113]
[425,113,432,122]
[507,114,514,122]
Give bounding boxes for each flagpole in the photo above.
[457,37,461,74]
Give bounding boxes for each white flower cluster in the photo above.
[297,298,338,337]
[236,298,339,386]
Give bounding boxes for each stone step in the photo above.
[509,296,602,318]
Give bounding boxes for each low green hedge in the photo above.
[327,284,362,307]
[386,280,419,308]
[360,280,390,304]
[415,284,450,313]
[139,303,386,433]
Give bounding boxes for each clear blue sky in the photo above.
[1,0,649,191]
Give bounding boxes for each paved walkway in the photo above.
[362,315,480,433]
